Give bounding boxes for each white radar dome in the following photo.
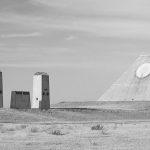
[136,63,150,78]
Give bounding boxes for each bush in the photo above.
[51,129,64,135]
[91,124,104,130]
[20,124,27,129]
[91,124,109,135]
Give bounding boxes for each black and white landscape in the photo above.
[1,0,150,150]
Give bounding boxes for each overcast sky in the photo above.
[1,0,150,107]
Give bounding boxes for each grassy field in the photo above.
[0,122,150,150]
[1,107,150,123]
[1,101,150,149]
[51,101,150,110]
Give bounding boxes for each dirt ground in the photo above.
[0,122,150,150]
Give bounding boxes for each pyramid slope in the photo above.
[98,55,150,101]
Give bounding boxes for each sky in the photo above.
[1,0,150,107]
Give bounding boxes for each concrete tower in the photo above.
[32,72,50,109]
[98,55,150,101]
[0,71,3,107]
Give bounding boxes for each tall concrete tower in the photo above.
[32,72,50,109]
[0,71,3,108]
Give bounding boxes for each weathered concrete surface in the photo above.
[0,72,3,108]
[32,72,50,109]
[32,75,42,108]
[40,75,50,109]
[98,55,150,101]
[10,91,31,109]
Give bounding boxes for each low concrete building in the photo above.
[10,91,31,109]
[32,72,50,109]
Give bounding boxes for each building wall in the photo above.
[40,75,50,109]
[10,91,16,108]
[32,75,42,108]
[0,72,3,108]
[10,91,30,109]
[32,73,50,109]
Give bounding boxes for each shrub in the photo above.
[91,124,109,135]
[91,124,104,130]
[20,124,27,129]
[51,129,64,135]
[26,142,32,146]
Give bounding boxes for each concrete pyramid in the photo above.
[98,55,150,101]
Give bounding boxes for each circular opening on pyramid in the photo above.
[136,63,150,78]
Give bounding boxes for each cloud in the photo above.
[31,0,68,8]
[65,35,77,41]
[0,61,105,68]
[0,32,42,38]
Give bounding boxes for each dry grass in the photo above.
[89,139,99,146]
[16,124,27,130]
[30,126,39,133]
[0,124,28,133]
[0,123,150,150]
[113,123,118,130]
[0,127,7,133]
[7,127,16,131]
[0,126,16,133]
[101,128,109,135]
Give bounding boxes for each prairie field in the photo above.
[1,101,150,150]
[1,122,150,150]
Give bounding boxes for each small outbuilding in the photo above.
[10,91,31,109]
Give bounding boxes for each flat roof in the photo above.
[34,72,48,76]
